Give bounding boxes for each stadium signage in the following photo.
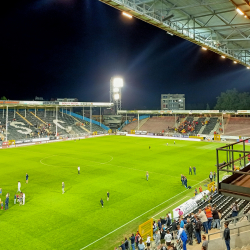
[237,110,250,113]
[19,101,43,105]
[219,110,237,113]
[0,101,19,104]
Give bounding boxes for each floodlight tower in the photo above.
[110,77,123,114]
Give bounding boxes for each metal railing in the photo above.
[221,213,250,228]
[208,223,250,242]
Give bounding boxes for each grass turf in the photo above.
[0,136,244,250]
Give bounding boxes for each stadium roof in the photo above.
[99,0,250,68]
[0,101,113,108]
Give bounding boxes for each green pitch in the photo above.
[0,136,240,249]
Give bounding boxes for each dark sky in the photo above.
[1,0,250,109]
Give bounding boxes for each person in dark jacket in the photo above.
[158,219,162,230]
[184,176,188,188]
[124,237,129,250]
[160,228,166,244]
[194,217,202,244]
[129,234,135,250]
[185,218,193,245]
[5,194,9,210]
[223,222,230,250]
[212,209,220,229]
[119,241,125,250]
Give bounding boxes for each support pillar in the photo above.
[83,107,84,119]
[25,109,26,118]
[90,107,92,134]
[137,113,139,130]
[5,106,8,141]
[56,106,58,137]
[100,107,102,126]
[45,108,46,118]
[14,108,15,118]
[35,108,37,116]
[3,108,4,118]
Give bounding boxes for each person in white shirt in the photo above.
[78,166,80,174]
[146,234,151,250]
[168,212,172,221]
[164,230,172,245]
[17,181,21,192]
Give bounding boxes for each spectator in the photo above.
[160,228,166,244]
[124,237,129,250]
[164,230,172,245]
[202,235,208,250]
[5,194,9,210]
[185,218,193,245]
[135,231,141,249]
[209,172,213,182]
[189,166,192,175]
[146,234,151,250]
[194,217,202,244]
[197,209,208,234]
[204,206,213,230]
[213,171,216,181]
[129,234,135,250]
[231,201,239,217]
[153,221,157,238]
[177,225,187,250]
[119,241,125,250]
[212,207,220,229]
[158,219,162,230]
[166,214,171,227]
[199,186,203,193]
[193,166,196,175]
[155,230,161,247]
[138,239,145,250]
[223,222,230,250]
[184,176,188,188]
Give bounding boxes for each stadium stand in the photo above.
[224,117,250,136]
[202,117,219,135]
[138,116,175,133]
[0,110,108,141]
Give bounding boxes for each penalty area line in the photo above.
[79,177,206,250]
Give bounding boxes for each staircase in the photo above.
[30,112,47,124]
[16,112,33,126]
[61,112,90,133]
[198,117,210,134]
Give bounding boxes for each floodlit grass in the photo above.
[0,136,244,250]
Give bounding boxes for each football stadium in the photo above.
[1,1,250,250]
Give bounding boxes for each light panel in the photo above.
[113,78,124,88]
[236,8,244,15]
[122,12,132,19]
[113,87,119,92]
[114,93,120,100]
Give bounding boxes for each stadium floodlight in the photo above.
[236,8,244,15]
[221,55,226,58]
[114,93,120,100]
[113,78,124,88]
[113,87,119,92]
[202,47,207,50]
[247,67,250,69]
[122,12,132,19]
[234,61,237,64]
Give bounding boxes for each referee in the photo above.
[107,191,109,201]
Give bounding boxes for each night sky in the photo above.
[1,0,250,109]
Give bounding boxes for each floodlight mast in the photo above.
[110,77,123,114]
